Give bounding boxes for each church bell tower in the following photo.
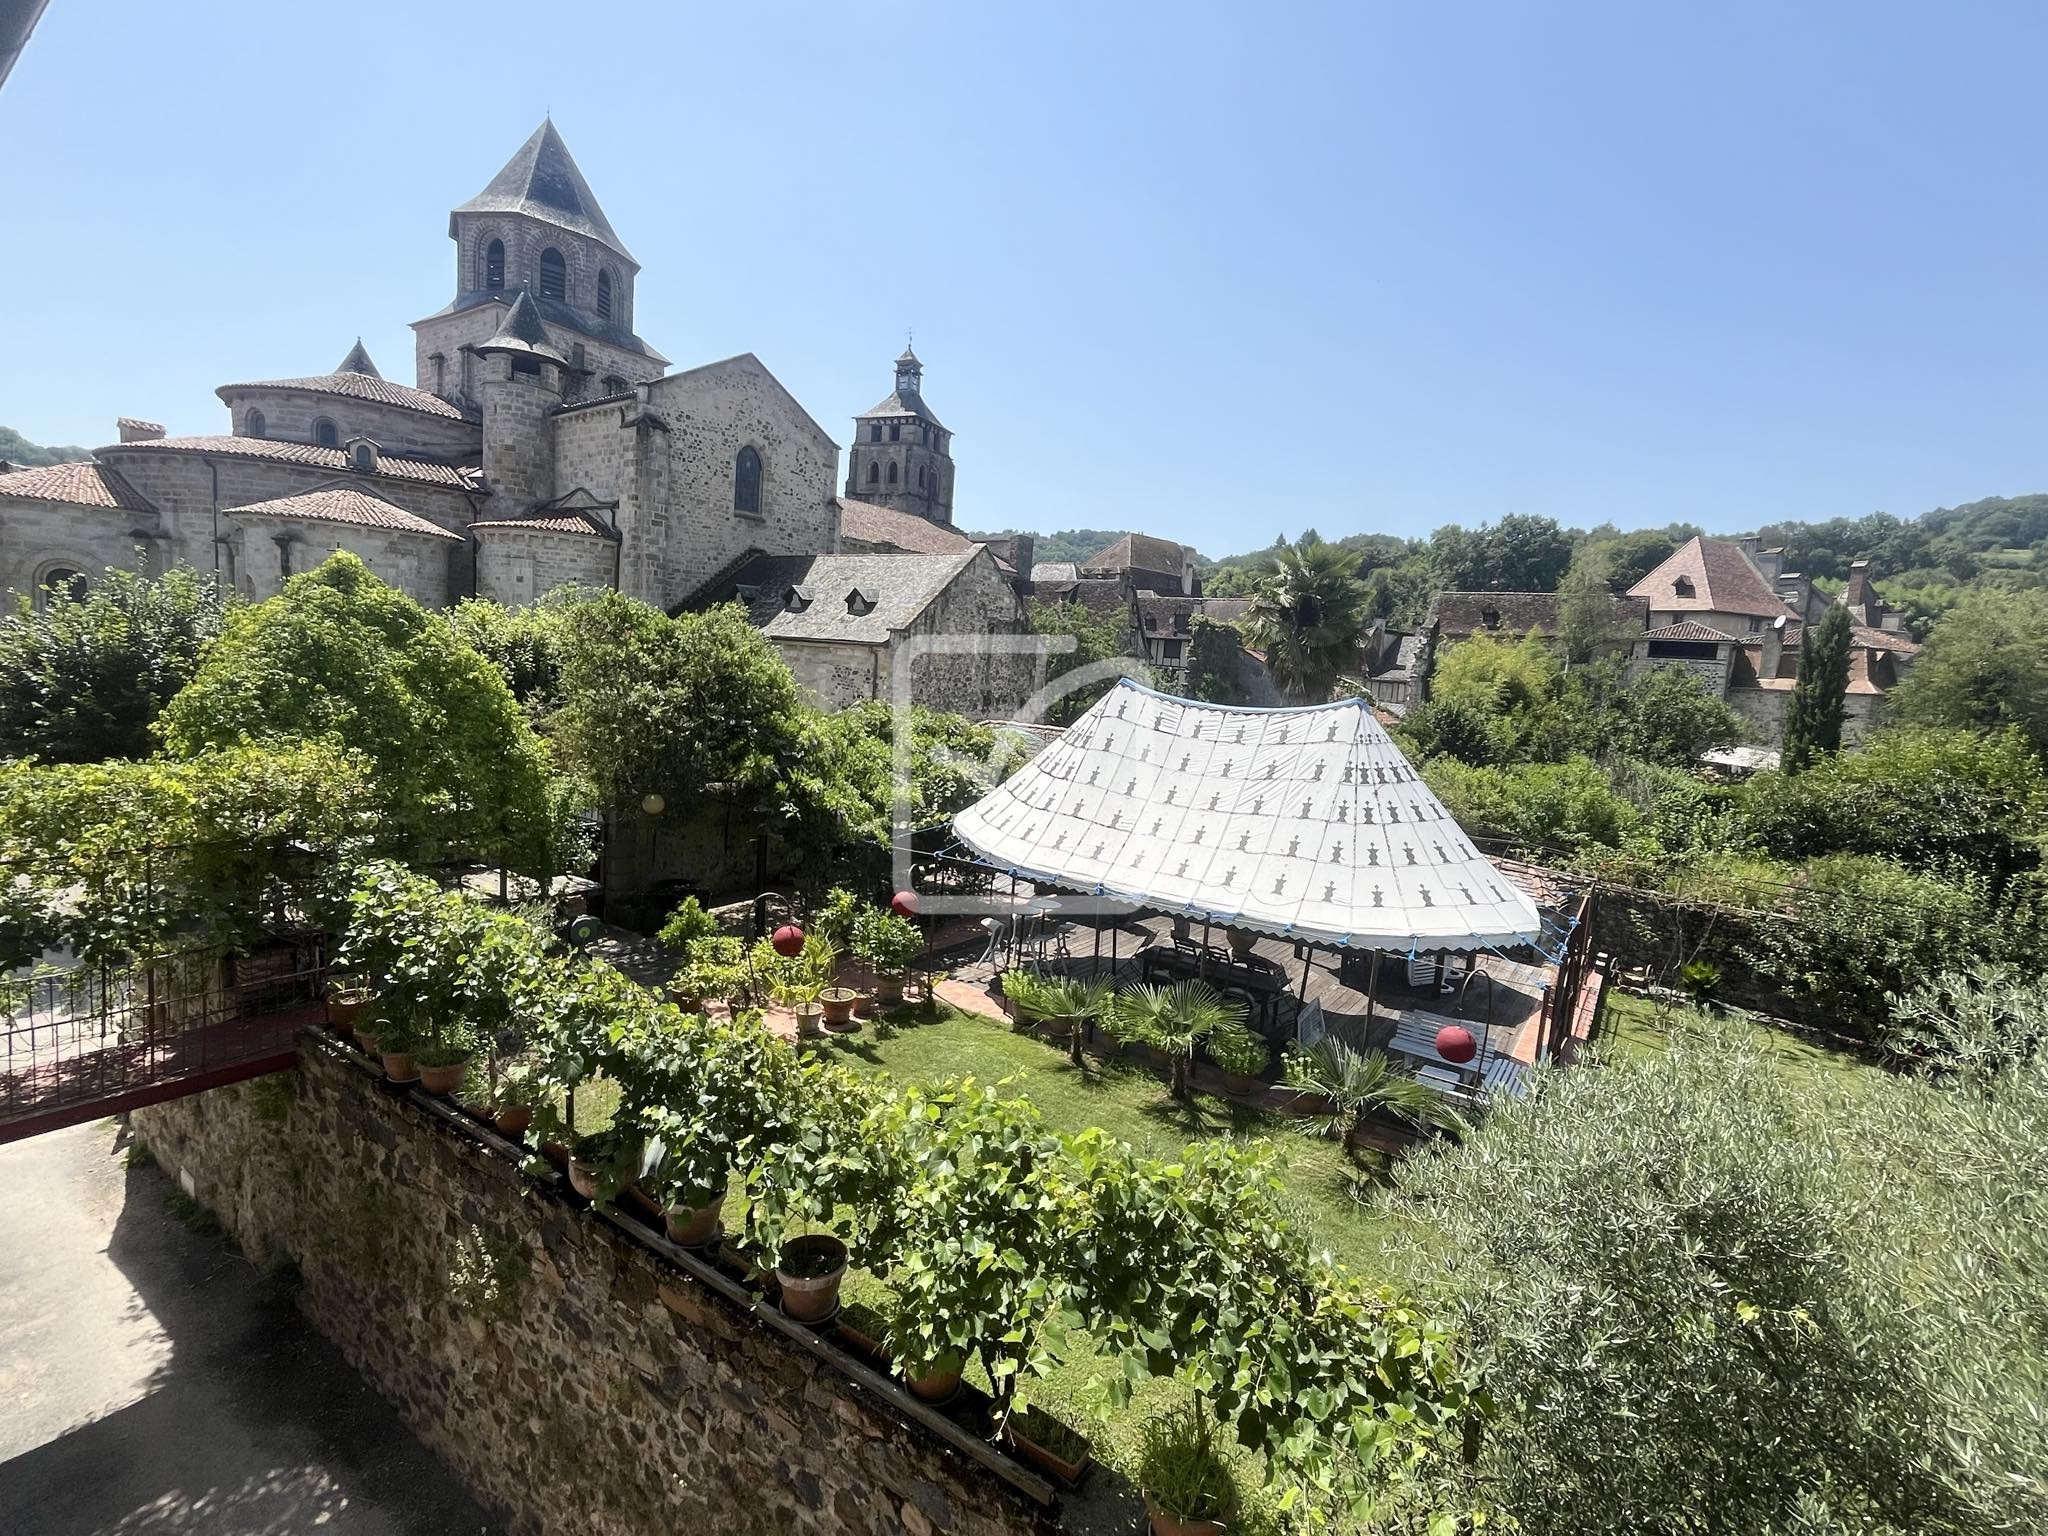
[845,346,955,526]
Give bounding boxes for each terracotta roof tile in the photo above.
[1640,619,1735,642]
[218,370,468,421]
[472,512,612,537]
[0,459,155,512]
[1627,536,1797,619]
[225,485,462,542]
[104,435,480,490]
[1082,532,1189,578]
[835,497,973,555]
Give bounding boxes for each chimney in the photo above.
[117,417,165,443]
[1844,559,1873,610]
[1755,545,1785,581]
[1736,534,1762,565]
[1776,570,1812,619]
[1761,614,1786,679]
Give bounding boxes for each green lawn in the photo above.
[1595,988,1885,1095]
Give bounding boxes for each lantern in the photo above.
[772,924,806,957]
[890,889,920,918]
[1434,1024,1477,1064]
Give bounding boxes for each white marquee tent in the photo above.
[953,680,1541,952]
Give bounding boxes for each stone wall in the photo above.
[231,513,457,609]
[1587,883,1829,1026]
[218,386,483,459]
[476,525,617,605]
[131,1036,1057,1536]
[0,496,168,599]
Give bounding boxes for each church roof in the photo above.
[835,496,974,555]
[1628,535,1797,619]
[224,484,463,542]
[217,370,466,421]
[0,459,154,512]
[478,290,567,362]
[857,385,945,427]
[453,120,635,265]
[335,339,380,378]
[102,435,481,490]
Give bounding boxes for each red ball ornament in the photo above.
[1434,1025,1478,1065]
[772,924,806,958]
[890,889,921,918]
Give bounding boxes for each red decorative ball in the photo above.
[772,924,806,958]
[890,889,921,918]
[1435,1025,1478,1065]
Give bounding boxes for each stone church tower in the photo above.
[845,347,955,526]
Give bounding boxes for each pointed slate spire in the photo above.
[478,289,566,362]
[334,338,380,378]
[453,119,634,263]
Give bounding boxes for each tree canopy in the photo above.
[156,552,561,867]
[1893,588,2048,759]
[1241,537,1367,702]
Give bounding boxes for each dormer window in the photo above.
[846,587,877,616]
[346,436,379,473]
[1480,607,1500,630]
[784,584,813,612]
[1673,575,1695,598]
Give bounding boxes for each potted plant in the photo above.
[378,1023,419,1085]
[743,1058,891,1324]
[492,1058,542,1138]
[853,907,924,1005]
[1224,925,1257,961]
[417,1019,480,1097]
[1206,1020,1269,1096]
[637,1017,781,1248]
[1282,1037,1465,1159]
[819,984,863,1030]
[809,886,864,955]
[1108,981,1247,1102]
[326,973,374,1035]
[659,896,722,1007]
[754,933,835,1037]
[1002,970,1113,1066]
[1137,1401,1237,1536]
[1002,1401,1094,1486]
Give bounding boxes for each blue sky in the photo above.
[3,1,2044,556]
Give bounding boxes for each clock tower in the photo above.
[845,345,955,526]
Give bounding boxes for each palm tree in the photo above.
[1243,539,1368,703]
[1283,1038,1465,1158]
[1004,970,1115,1065]
[1109,980,1247,1101]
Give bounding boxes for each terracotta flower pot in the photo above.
[664,1191,725,1248]
[820,988,861,1028]
[907,1356,965,1404]
[1144,1497,1228,1536]
[567,1157,604,1201]
[1002,1415,1093,1486]
[327,989,371,1033]
[379,1049,417,1084]
[418,1055,470,1096]
[775,1234,848,1322]
[665,981,702,1011]
[353,1027,382,1056]
[492,1103,534,1139]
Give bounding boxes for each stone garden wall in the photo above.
[132,1035,1058,1536]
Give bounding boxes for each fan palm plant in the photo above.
[1243,538,1368,703]
[1283,1037,1465,1158]
[1003,970,1115,1065]
[1109,980,1247,1101]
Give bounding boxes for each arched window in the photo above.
[596,269,613,323]
[538,248,566,302]
[313,418,340,448]
[246,409,267,439]
[869,423,881,443]
[867,462,879,484]
[733,446,763,515]
[887,462,899,484]
[38,567,87,608]
[352,444,375,472]
[484,238,505,291]
[602,374,628,396]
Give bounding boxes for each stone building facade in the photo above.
[0,121,1009,689]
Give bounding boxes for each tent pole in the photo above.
[1363,949,1378,1029]
[1200,920,1211,981]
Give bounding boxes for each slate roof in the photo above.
[218,370,467,421]
[1082,532,1188,579]
[1030,562,1079,584]
[857,386,944,427]
[1201,596,1251,625]
[472,489,618,539]
[705,549,981,644]
[1428,590,1650,637]
[453,120,634,264]
[335,340,380,378]
[225,484,463,542]
[1628,536,1796,619]
[1640,619,1736,642]
[0,459,154,512]
[480,291,567,363]
[102,435,481,490]
[835,496,973,555]
[1135,593,1205,639]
